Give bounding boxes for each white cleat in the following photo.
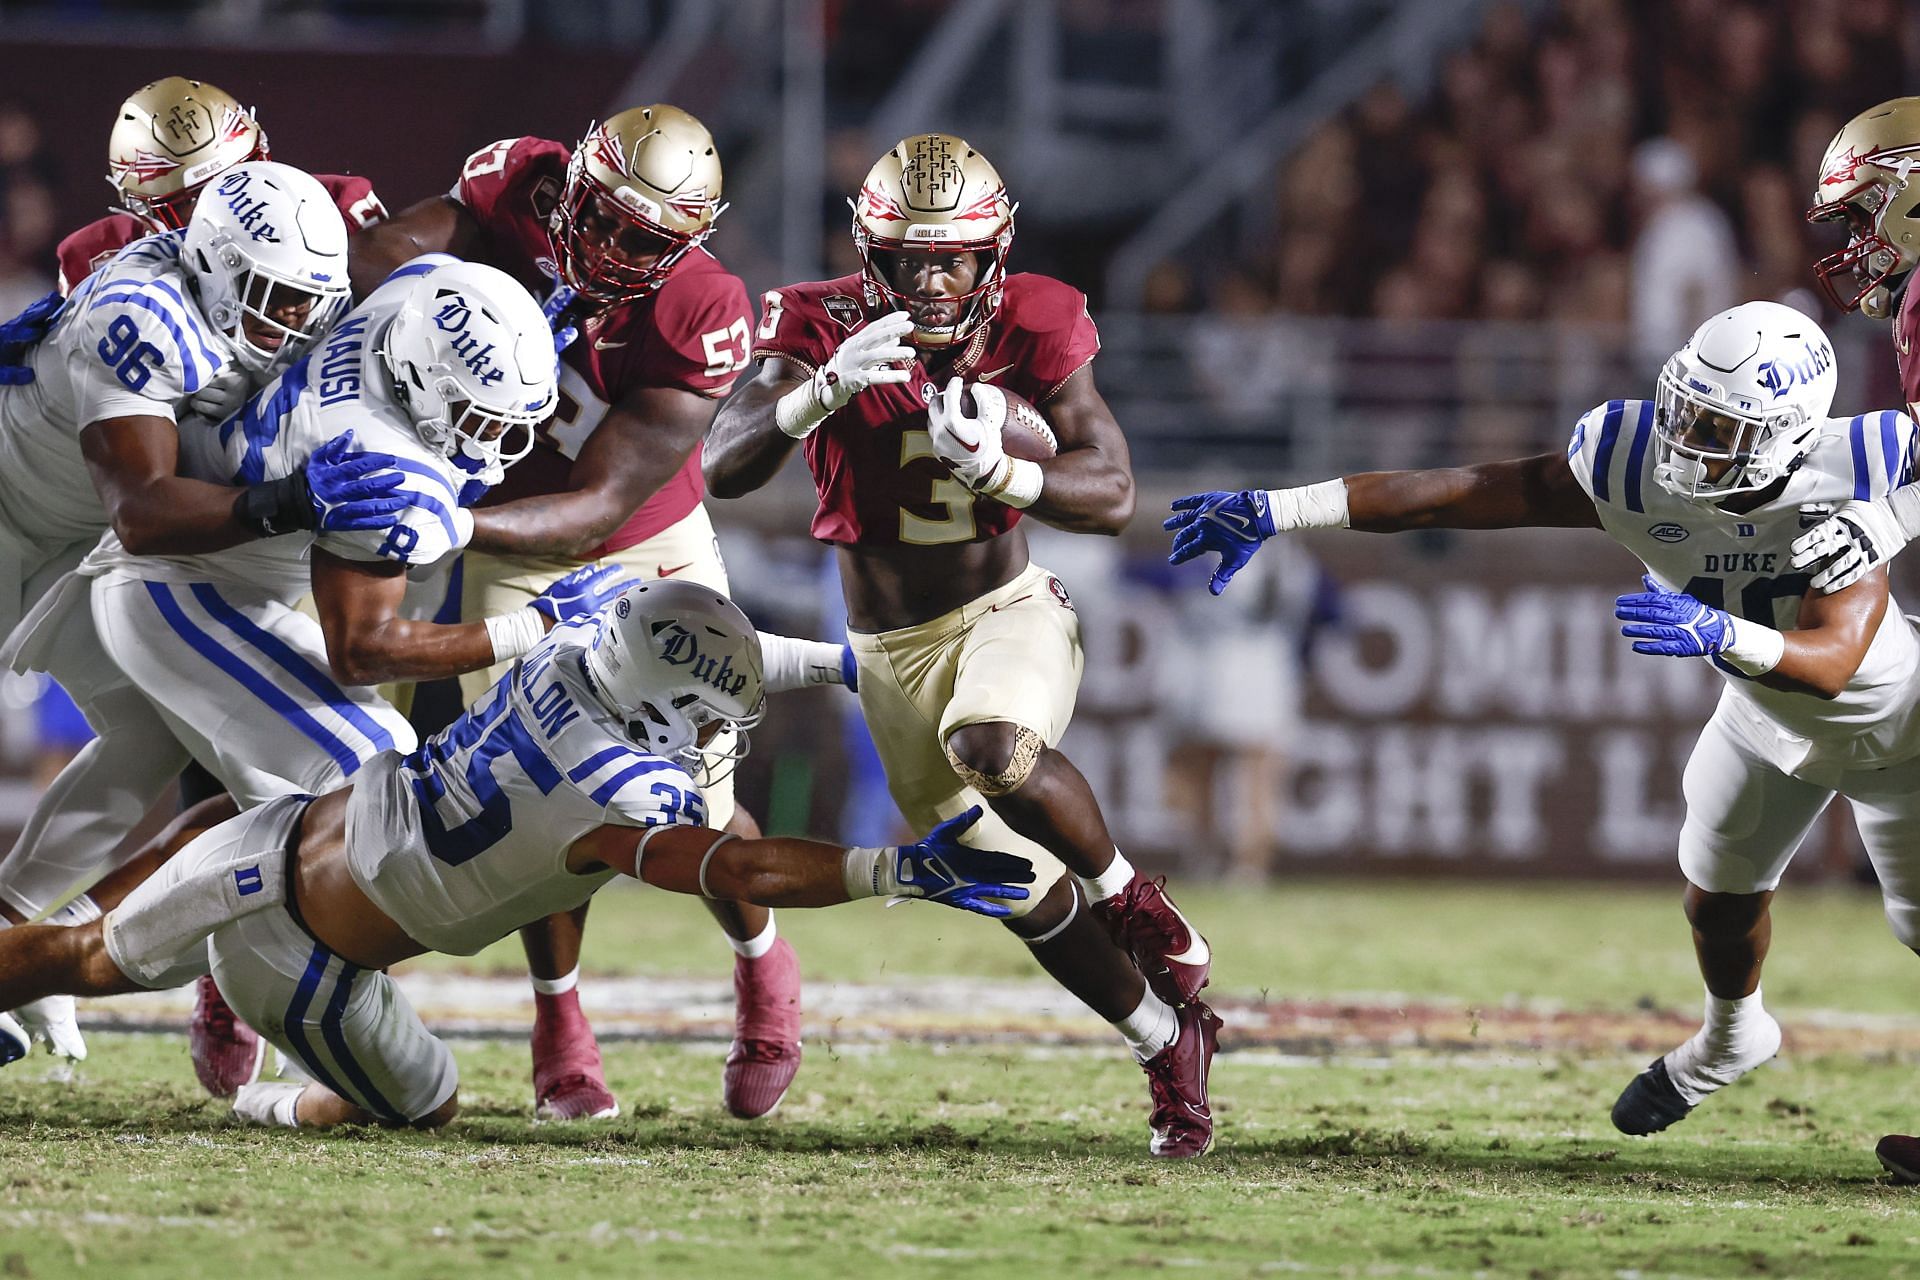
[15,994,86,1062]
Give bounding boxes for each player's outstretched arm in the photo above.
[346,196,485,299]
[1168,451,1600,594]
[572,806,1034,916]
[81,420,407,556]
[1614,570,1888,699]
[311,552,628,685]
[469,384,717,558]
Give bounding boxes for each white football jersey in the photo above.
[79,260,474,597]
[1569,398,1920,772]
[344,619,710,955]
[0,233,237,547]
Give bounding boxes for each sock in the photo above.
[233,1081,305,1128]
[1113,988,1178,1062]
[728,915,778,960]
[531,966,580,998]
[1664,986,1782,1104]
[1078,850,1136,904]
[48,895,100,927]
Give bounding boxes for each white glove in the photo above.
[926,376,1007,490]
[776,311,916,438]
[14,994,86,1062]
[186,367,251,424]
[1789,498,1912,592]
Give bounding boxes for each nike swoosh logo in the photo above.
[595,336,628,350]
[952,431,980,453]
[975,363,1015,383]
[1163,902,1211,966]
[987,594,1033,612]
[657,562,694,578]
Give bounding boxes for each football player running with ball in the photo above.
[1171,302,1920,1159]
[706,133,1223,1159]
[347,106,842,1123]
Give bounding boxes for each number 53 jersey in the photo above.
[1568,398,1920,773]
[345,620,709,956]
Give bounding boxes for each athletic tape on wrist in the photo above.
[484,607,545,664]
[775,376,830,439]
[1719,616,1785,676]
[1264,478,1349,532]
[982,457,1045,509]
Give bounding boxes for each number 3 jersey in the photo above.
[1569,398,1920,773]
[749,273,1100,546]
[78,257,475,596]
[0,233,239,552]
[344,619,708,955]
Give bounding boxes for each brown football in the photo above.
[964,383,1058,460]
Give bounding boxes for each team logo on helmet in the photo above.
[109,149,182,187]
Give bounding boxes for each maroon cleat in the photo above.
[189,974,265,1097]
[1091,874,1212,1005]
[1878,1134,1920,1184]
[531,987,619,1121]
[723,938,803,1119]
[1140,1000,1223,1159]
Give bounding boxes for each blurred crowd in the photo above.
[0,101,58,318]
[1159,0,1907,343]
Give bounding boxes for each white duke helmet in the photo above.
[582,580,766,772]
[182,160,350,374]
[380,260,559,485]
[1652,301,1838,501]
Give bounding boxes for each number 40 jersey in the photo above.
[344,619,710,956]
[1569,398,1920,772]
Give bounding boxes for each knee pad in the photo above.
[944,725,1044,797]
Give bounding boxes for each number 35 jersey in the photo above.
[749,272,1100,546]
[1568,398,1920,770]
[0,232,238,550]
[79,257,474,598]
[345,619,708,955]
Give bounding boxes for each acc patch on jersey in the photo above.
[1648,522,1689,543]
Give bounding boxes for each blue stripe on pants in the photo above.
[319,960,402,1122]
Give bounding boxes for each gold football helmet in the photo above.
[107,77,269,232]
[1807,97,1920,317]
[852,133,1016,346]
[553,104,726,303]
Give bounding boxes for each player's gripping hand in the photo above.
[530,563,632,627]
[1790,499,1907,593]
[777,311,916,439]
[889,807,1035,917]
[185,367,251,425]
[1614,576,1733,657]
[0,290,62,386]
[304,430,410,532]
[1165,489,1278,596]
[927,375,1007,490]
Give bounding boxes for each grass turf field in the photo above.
[4,878,1920,1278]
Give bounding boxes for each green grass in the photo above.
[6,876,1920,1278]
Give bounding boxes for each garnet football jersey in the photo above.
[1895,280,1920,418]
[449,135,753,556]
[55,173,386,295]
[749,272,1100,546]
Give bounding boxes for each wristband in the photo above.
[483,607,546,664]
[1719,615,1786,677]
[842,845,890,900]
[775,375,831,439]
[981,457,1045,509]
[235,472,316,538]
[1264,479,1349,532]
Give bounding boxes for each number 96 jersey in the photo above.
[749,272,1099,546]
[344,620,708,956]
[1568,398,1920,770]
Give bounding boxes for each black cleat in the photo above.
[1877,1135,1920,1185]
[1611,1056,1695,1135]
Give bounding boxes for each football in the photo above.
[966,383,1059,460]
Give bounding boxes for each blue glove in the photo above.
[542,281,579,354]
[839,644,859,692]
[1164,489,1278,596]
[305,431,410,532]
[0,290,63,386]
[530,563,632,626]
[1615,575,1732,657]
[894,806,1035,918]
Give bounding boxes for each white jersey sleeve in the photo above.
[70,241,229,426]
[1565,399,1659,516]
